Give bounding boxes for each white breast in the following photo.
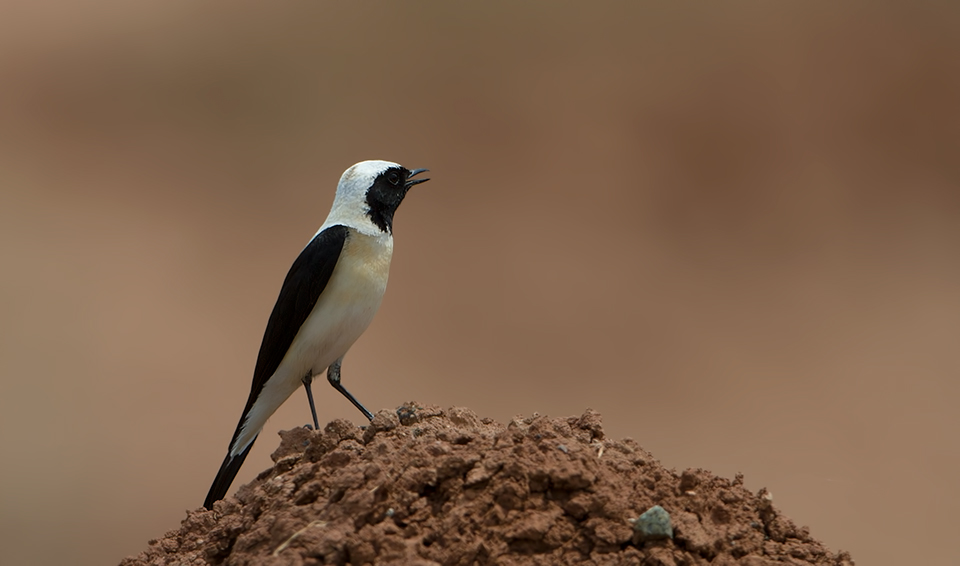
[232,228,393,454]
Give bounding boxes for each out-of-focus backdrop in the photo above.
[1,2,958,565]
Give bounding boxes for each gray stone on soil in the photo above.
[634,505,674,540]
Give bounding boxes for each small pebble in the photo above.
[633,505,673,540]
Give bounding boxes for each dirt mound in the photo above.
[122,405,854,565]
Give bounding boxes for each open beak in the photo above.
[405,168,430,188]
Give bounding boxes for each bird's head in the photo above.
[327,160,430,235]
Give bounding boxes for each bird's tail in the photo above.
[203,436,257,510]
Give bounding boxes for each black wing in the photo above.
[203,224,349,509]
[243,224,349,419]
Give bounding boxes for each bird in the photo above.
[202,160,429,510]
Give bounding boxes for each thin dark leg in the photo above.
[301,372,320,430]
[327,358,373,421]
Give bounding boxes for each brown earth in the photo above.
[121,405,853,566]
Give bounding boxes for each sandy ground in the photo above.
[121,405,853,565]
[1,2,959,565]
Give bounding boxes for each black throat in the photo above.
[365,167,410,234]
[366,195,400,233]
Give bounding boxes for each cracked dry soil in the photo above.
[122,404,854,566]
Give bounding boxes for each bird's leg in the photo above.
[327,358,374,421]
[301,371,321,430]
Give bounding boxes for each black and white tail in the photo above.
[203,431,257,509]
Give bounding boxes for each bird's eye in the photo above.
[387,171,400,186]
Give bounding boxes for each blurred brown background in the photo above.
[1,2,958,565]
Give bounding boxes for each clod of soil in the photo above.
[122,404,854,566]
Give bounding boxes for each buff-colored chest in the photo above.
[233,228,393,453]
[288,228,393,375]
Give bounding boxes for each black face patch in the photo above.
[365,166,411,233]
